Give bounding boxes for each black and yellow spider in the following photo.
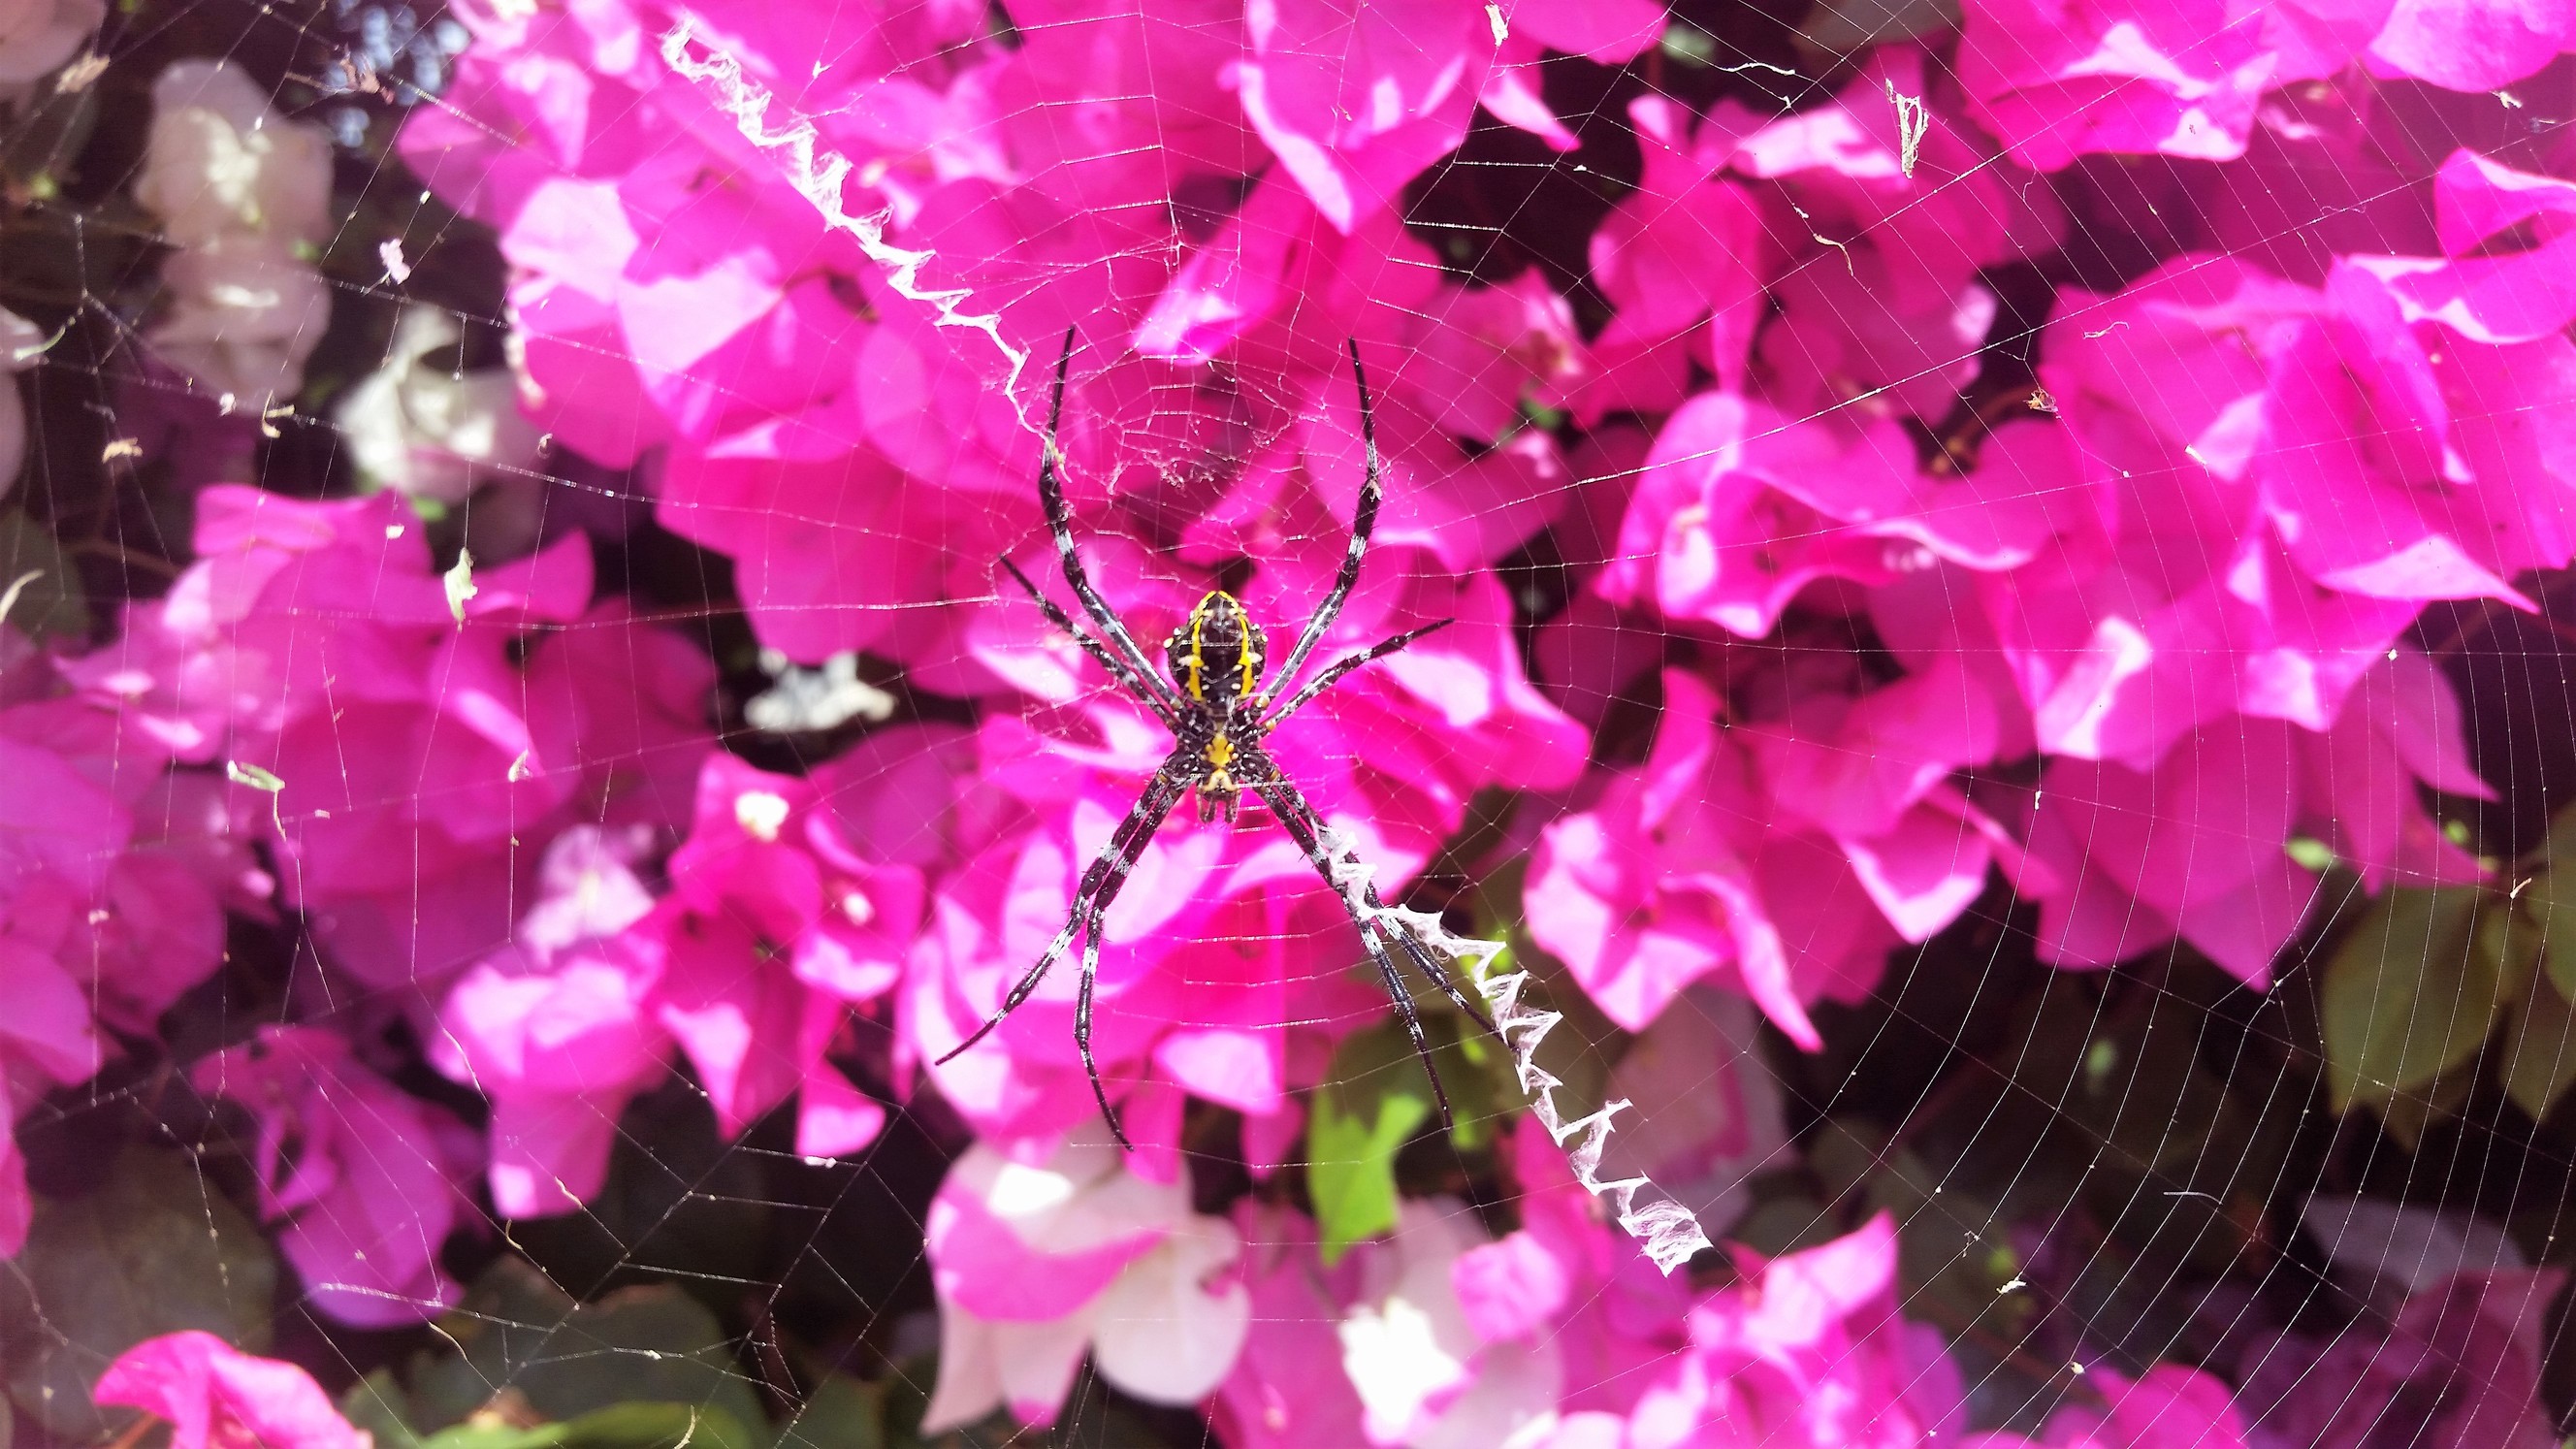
[938,328,1499,1148]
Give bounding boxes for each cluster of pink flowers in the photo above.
[69,485,712,991]
[3,484,710,1300]
[4,0,2574,1439]
[1533,47,2534,1035]
[383,0,2566,1082]
[1,561,267,1257]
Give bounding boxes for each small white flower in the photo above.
[1087,1223,1252,1404]
[145,238,330,407]
[0,306,47,500]
[920,1133,1250,1433]
[1337,1201,1566,1449]
[137,60,331,250]
[1339,1203,1484,1441]
[135,59,335,405]
[336,306,543,504]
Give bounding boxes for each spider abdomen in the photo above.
[1166,590,1268,707]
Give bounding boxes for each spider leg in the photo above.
[1261,618,1453,730]
[935,774,1184,1071]
[1032,327,1183,713]
[1252,774,1493,1133]
[1262,338,1384,703]
[1066,801,1174,1150]
[1002,557,1180,729]
[1073,901,1125,1145]
[1257,768,1499,1037]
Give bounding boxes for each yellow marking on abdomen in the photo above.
[1186,591,1245,702]
[1185,605,1207,701]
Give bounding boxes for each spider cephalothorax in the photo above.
[950,328,1493,1147]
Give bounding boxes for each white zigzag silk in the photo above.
[658,22,1036,415]
[1312,827,1715,1274]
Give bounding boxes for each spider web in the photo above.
[1,1,2572,1448]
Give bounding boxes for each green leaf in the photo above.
[1726,1193,1838,1260]
[2376,1062,2479,1150]
[421,1402,758,1449]
[420,1418,578,1449]
[342,1370,426,1449]
[1658,21,1719,65]
[2485,897,2546,1006]
[499,1083,772,1312]
[403,1258,770,1444]
[0,508,87,640]
[1,1147,277,1437]
[2503,970,2576,1122]
[2518,803,2576,1000]
[776,1376,886,1449]
[2321,887,2506,1116]
[2285,836,2337,873]
[564,1402,758,1449]
[0,62,101,204]
[1308,1024,1436,1265]
[1797,0,1961,58]
[2521,864,2576,1004]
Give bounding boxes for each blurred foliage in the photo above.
[2322,802,2576,1134]
[0,507,86,638]
[1310,1021,1439,1263]
[356,1398,764,1449]
[0,1148,277,1438]
[396,1259,773,1440]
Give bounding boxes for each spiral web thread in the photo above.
[1312,825,1717,1275]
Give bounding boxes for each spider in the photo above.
[938,328,1501,1149]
